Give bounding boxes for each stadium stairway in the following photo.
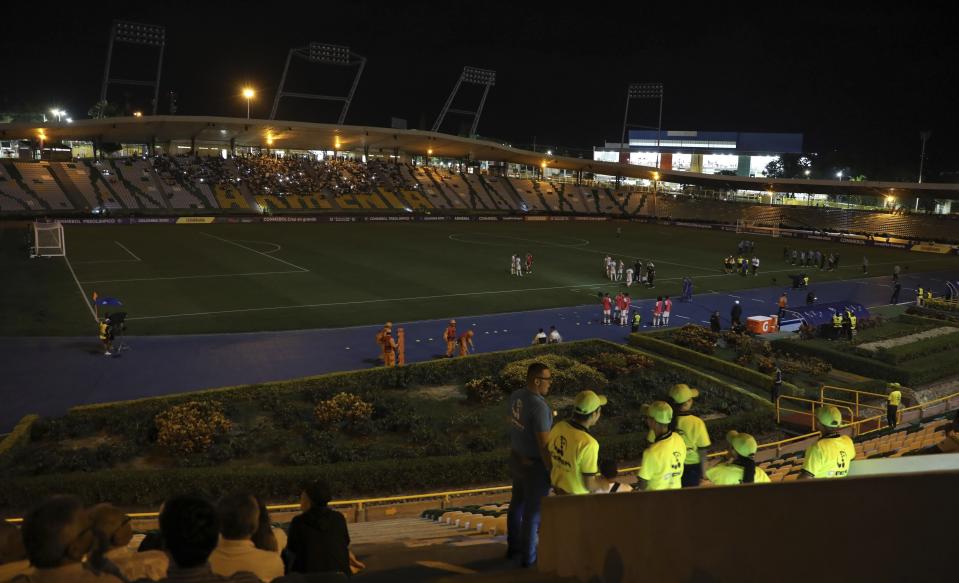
[46,162,92,211]
[476,174,516,210]
[1,161,50,210]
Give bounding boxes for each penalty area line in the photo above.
[63,256,98,323]
[201,232,308,272]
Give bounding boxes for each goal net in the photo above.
[32,222,66,258]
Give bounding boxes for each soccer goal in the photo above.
[31,221,66,258]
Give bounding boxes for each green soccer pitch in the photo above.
[2,221,957,336]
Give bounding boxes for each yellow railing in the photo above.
[847,390,959,438]
[776,395,855,433]
[819,385,888,420]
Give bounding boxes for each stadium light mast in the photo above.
[100,20,166,116]
[621,82,664,166]
[918,130,932,184]
[270,42,367,124]
[242,87,255,119]
[432,66,496,138]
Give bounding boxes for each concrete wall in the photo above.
[539,470,958,582]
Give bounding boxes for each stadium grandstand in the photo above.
[3,14,959,583]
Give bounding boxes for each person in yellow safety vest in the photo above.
[848,310,857,339]
[799,405,856,479]
[917,287,924,306]
[802,274,810,288]
[667,384,711,488]
[886,382,903,429]
[631,312,642,333]
[546,390,610,495]
[832,313,843,341]
[637,401,687,491]
[706,431,772,486]
[98,316,113,356]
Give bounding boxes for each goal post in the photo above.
[32,222,66,258]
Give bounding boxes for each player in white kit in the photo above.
[625,267,634,287]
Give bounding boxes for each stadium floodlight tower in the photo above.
[621,82,664,166]
[99,20,166,116]
[269,42,367,124]
[432,66,496,137]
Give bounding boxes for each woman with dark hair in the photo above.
[706,431,771,485]
[250,497,282,553]
[285,480,364,577]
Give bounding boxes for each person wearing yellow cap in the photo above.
[667,383,712,488]
[705,431,771,485]
[799,405,856,479]
[546,390,610,495]
[887,383,903,430]
[637,401,687,491]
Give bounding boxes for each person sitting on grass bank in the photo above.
[706,431,771,485]
[546,390,611,495]
[667,383,711,488]
[637,401,687,491]
[799,405,856,480]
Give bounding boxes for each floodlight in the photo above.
[628,82,663,98]
[309,42,352,64]
[115,21,165,46]
[462,66,496,86]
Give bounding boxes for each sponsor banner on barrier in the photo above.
[367,216,413,222]
[176,216,216,224]
[551,216,571,221]
[573,216,609,221]
[910,242,954,254]
[263,216,319,223]
[58,217,178,225]
[477,216,499,221]
[672,221,713,229]
[524,215,549,221]
[501,216,524,221]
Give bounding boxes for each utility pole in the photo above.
[918,130,932,183]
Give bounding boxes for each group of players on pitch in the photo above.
[604,256,657,288]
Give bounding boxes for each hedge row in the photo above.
[0,415,37,459]
[770,339,910,383]
[0,410,774,513]
[897,313,959,327]
[628,334,799,401]
[856,329,959,364]
[904,306,959,323]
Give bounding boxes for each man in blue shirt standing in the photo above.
[506,362,553,567]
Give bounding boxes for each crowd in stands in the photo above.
[0,479,360,582]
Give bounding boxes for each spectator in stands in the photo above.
[667,384,711,488]
[706,431,771,485]
[886,383,903,430]
[89,503,168,581]
[210,493,284,582]
[936,412,959,454]
[730,301,742,328]
[799,406,856,479]
[157,495,260,583]
[251,498,285,554]
[637,401,687,491]
[506,363,554,567]
[547,390,610,495]
[286,480,360,577]
[0,519,30,582]
[19,495,123,582]
[596,459,633,493]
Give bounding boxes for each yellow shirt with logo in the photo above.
[706,462,771,485]
[547,420,599,495]
[888,391,902,406]
[638,432,686,490]
[802,434,856,478]
[676,413,711,464]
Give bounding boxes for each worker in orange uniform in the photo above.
[458,329,475,357]
[375,321,393,363]
[444,319,458,357]
[381,329,398,367]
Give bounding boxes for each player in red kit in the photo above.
[620,293,632,326]
[525,252,533,275]
[602,293,612,325]
[663,295,673,326]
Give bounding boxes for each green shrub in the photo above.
[155,401,232,455]
[671,324,718,354]
[580,352,655,379]
[464,376,504,404]
[498,354,607,395]
[0,415,37,463]
[313,393,374,429]
[770,339,908,383]
[855,330,959,364]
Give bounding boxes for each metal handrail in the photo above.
[819,384,888,420]
[776,395,855,433]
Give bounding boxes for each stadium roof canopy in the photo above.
[4,116,959,199]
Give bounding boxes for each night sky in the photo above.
[2,2,957,181]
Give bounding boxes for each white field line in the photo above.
[125,259,952,320]
[63,256,98,323]
[201,232,308,272]
[231,239,283,254]
[114,241,143,261]
[81,270,306,284]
